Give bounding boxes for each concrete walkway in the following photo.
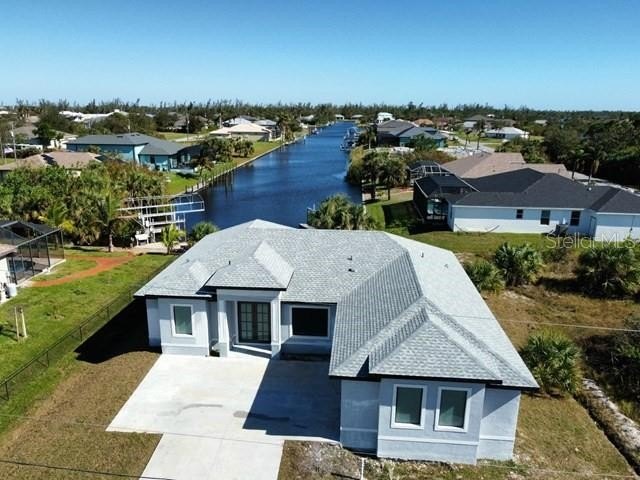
[108,354,340,480]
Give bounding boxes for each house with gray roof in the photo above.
[376,120,446,148]
[66,132,191,170]
[136,219,537,464]
[414,168,640,240]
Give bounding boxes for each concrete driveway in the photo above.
[108,354,340,480]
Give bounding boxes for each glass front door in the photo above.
[238,302,271,343]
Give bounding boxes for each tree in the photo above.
[42,201,74,235]
[521,330,581,395]
[379,156,406,200]
[362,151,386,201]
[610,315,640,397]
[34,122,57,148]
[357,125,376,149]
[542,126,581,166]
[189,221,218,243]
[407,135,438,152]
[95,192,122,252]
[161,224,185,254]
[464,259,504,293]
[308,194,377,230]
[494,242,542,287]
[575,242,640,297]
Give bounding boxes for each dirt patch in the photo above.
[32,254,135,287]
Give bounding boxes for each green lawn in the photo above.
[30,257,97,282]
[0,252,172,380]
[164,141,281,195]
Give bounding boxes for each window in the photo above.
[540,210,551,225]
[392,385,425,428]
[570,210,581,226]
[291,307,329,337]
[436,388,469,431]
[172,305,193,336]
[516,209,524,219]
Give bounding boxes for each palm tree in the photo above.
[379,157,406,200]
[575,242,640,297]
[42,201,74,235]
[494,242,543,287]
[362,151,386,201]
[521,330,581,395]
[189,221,218,243]
[161,224,185,254]
[95,192,122,252]
[358,125,377,149]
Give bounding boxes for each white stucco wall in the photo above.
[0,256,9,285]
[376,378,485,465]
[451,206,590,235]
[593,213,640,241]
[477,388,521,460]
[340,380,380,452]
[156,297,210,356]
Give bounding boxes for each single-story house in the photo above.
[209,122,272,141]
[484,127,529,140]
[414,168,640,240]
[223,115,257,127]
[441,152,570,179]
[413,118,434,127]
[0,151,100,179]
[376,120,446,148]
[0,220,64,285]
[136,220,538,464]
[66,132,191,170]
[376,112,394,124]
[462,115,515,131]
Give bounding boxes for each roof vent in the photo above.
[348,267,355,273]
[347,255,353,261]
[421,252,424,258]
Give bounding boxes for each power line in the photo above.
[0,458,176,480]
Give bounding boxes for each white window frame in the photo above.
[390,384,427,430]
[288,305,331,340]
[434,386,472,433]
[170,304,194,338]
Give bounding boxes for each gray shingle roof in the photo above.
[136,220,538,389]
[67,132,184,156]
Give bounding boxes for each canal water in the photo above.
[188,122,362,229]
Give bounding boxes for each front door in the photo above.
[238,302,271,343]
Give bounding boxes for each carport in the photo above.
[108,354,340,480]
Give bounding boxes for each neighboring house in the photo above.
[413,118,434,127]
[441,152,570,179]
[136,220,538,464]
[0,151,99,179]
[210,122,272,141]
[484,127,529,140]
[413,174,475,222]
[414,168,640,239]
[254,119,280,138]
[60,109,127,127]
[0,220,64,285]
[335,114,345,121]
[462,115,516,131]
[377,120,446,148]
[376,112,394,124]
[223,115,257,127]
[66,132,191,170]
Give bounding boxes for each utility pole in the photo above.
[10,122,17,160]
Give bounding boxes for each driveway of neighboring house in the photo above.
[108,354,340,480]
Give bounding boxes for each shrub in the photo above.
[611,316,640,398]
[494,242,543,286]
[542,242,571,264]
[464,259,504,293]
[521,330,581,395]
[189,221,218,244]
[575,242,640,297]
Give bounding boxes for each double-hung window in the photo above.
[516,209,524,219]
[172,305,193,336]
[540,210,551,225]
[436,388,470,431]
[391,385,425,429]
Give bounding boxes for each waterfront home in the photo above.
[209,122,273,141]
[0,151,99,179]
[376,112,394,124]
[136,219,537,464]
[376,120,446,148]
[66,132,191,170]
[441,152,569,179]
[414,168,640,240]
[223,115,257,127]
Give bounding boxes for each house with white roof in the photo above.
[209,122,273,141]
[136,220,538,464]
[484,126,529,140]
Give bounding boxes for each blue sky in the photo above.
[2,0,639,110]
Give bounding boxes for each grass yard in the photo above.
[30,258,97,282]
[0,300,161,479]
[279,394,634,480]
[0,252,172,380]
[164,141,281,195]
